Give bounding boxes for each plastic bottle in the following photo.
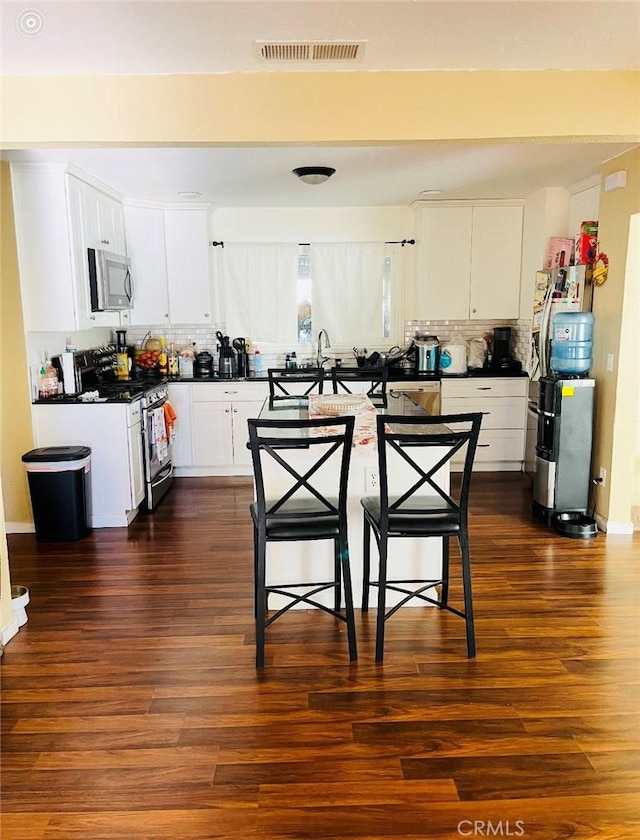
[38,357,59,399]
[290,352,298,369]
[158,339,168,376]
[550,311,594,374]
[168,342,179,378]
[253,349,263,375]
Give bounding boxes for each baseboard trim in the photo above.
[4,521,35,534]
[595,513,634,535]
[1,616,20,646]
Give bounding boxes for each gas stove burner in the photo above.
[97,382,150,400]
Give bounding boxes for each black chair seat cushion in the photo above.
[250,498,341,540]
[361,495,462,536]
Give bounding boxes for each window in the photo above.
[297,246,312,344]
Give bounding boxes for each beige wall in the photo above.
[1,161,34,636]
[593,148,640,526]
[2,71,639,146]
[1,161,34,529]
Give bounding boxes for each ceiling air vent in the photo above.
[255,41,366,63]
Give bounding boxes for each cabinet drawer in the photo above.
[474,429,525,462]
[441,377,528,399]
[441,397,526,429]
[453,428,525,464]
[191,382,268,402]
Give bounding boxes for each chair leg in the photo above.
[458,530,476,658]
[440,536,450,607]
[362,517,371,612]
[339,537,358,662]
[255,535,267,668]
[334,539,342,612]
[375,536,388,663]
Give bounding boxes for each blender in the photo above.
[115,329,130,380]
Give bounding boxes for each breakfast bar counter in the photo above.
[256,392,449,610]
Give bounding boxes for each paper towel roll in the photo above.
[61,352,77,395]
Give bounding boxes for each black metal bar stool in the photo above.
[247,415,357,668]
[361,412,483,662]
[268,368,325,399]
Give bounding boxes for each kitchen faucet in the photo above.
[317,329,331,367]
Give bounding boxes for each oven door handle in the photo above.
[151,462,173,488]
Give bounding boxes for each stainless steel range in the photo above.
[46,346,173,514]
[141,383,173,510]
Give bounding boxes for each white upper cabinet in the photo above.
[469,205,523,319]
[415,203,523,320]
[11,164,122,332]
[83,184,127,255]
[417,206,473,320]
[164,208,212,325]
[124,204,170,326]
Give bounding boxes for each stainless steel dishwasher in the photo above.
[389,381,441,415]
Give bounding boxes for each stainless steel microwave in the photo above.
[88,248,133,312]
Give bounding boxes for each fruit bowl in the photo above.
[134,349,160,371]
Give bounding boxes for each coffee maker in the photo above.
[488,326,522,373]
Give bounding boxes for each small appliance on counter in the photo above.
[414,336,439,373]
[439,341,468,375]
[115,329,130,380]
[194,351,215,378]
[487,326,522,373]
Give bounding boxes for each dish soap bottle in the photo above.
[253,348,263,375]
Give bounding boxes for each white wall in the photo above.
[211,206,414,243]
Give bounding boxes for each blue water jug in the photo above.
[550,311,594,374]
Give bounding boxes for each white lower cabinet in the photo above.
[172,381,268,476]
[31,401,146,527]
[440,377,527,471]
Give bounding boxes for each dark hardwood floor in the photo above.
[2,473,639,839]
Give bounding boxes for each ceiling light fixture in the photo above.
[419,189,444,196]
[178,191,202,199]
[293,166,336,185]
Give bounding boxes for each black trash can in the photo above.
[22,446,92,541]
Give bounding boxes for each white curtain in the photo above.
[310,243,390,344]
[214,243,299,342]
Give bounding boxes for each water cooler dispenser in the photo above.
[533,311,598,538]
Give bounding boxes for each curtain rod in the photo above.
[211,239,416,248]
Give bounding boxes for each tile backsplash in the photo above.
[122,319,533,373]
[405,319,531,366]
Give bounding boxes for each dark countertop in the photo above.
[173,368,528,384]
[34,368,528,403]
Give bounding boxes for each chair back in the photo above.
[331,365,388,406]
[268,367,325,398]
[247,416,355,526]
[374,412,483,527]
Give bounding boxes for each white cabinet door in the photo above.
[127,418,146,509]
[470,206,523,319]
[417,206,472,319]
[231,400,264,467]
[192,402,233,466]
[164,209,212,325]
[167,383,193,467]
[67,175,118,330]
[84,183,126,254]
[125,205,170,326]
[414,204,522,321]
